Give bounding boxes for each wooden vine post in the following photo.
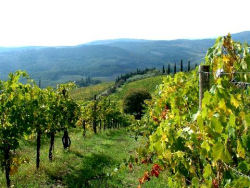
[82,120,86,136]
[93,95,97,134]
[36,79,41,169]
[199,65,210,110]
[4,145,11,187]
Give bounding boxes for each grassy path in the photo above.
[0,128,168,188]
[0,128,150,187]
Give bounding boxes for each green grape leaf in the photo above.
[228,114,236,127]
[192,177,200,187]
[211,117,223,133]
[212,142,232,163]
[197,115,204,130]
[203,164,212,179]
[238,161,249,174]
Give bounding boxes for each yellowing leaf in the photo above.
[237,140,246,158]
[163,150,172,160]
[218,99,227,111]
[175,151,184,158]
[161,134,168,142]
[223,55,230,64]
[236,94,241,100]
[10,166,18,175]
[230,95,240,108]
[201,141,210,152]
[189,165,196,174]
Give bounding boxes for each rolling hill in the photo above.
[0,31,249,86]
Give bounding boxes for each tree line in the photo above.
[162,60,198,74]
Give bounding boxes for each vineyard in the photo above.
[0,72,131,187]
[0,34,249,187]
[70,82,114,102]
[132,34,250,187]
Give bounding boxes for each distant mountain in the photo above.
[229,31,250,43]
[0,31,249,87]
[85,38,147,45]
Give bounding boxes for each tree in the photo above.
[180,59,183,72]
[188,61,191,71]
[167,64,171,74]
[162,65,165,74]
[123,89,151,119]
[174,63,177,74]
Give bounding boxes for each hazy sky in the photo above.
[0,0,249,46]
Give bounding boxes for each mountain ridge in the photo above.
[0,31,249,86]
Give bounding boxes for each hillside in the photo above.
[70,82,114,102]
[70,72,164,103]
[0,31,249,86]
[69,71,164,110]
[112,75,163,100]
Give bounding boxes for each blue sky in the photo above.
[0,0,249,46]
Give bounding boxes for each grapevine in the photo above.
[0,72,81,187]
[134,34,250,187]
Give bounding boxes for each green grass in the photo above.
[114,75,164,100]
[0,128,169,188]
[70,82,113,101]
[110,75,164,110]
[70,75,163,104]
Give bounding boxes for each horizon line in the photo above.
[0,30,249,48]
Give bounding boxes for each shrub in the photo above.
[123,88,151,119]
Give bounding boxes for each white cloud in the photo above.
[0,0,249,46]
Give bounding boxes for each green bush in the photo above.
[123,88,151,119]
